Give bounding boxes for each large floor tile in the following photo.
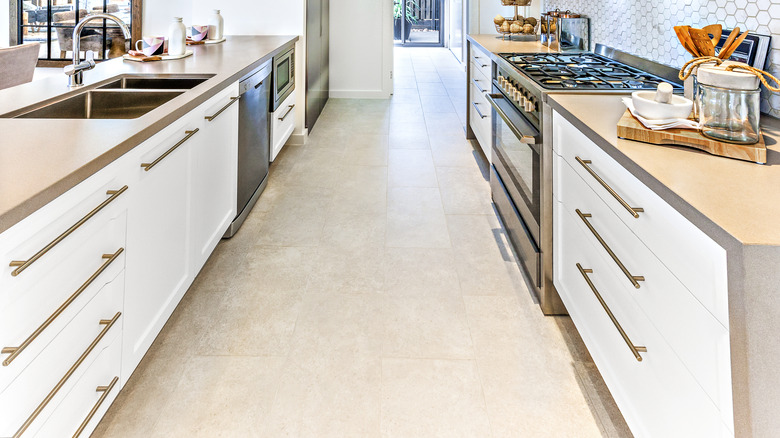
[380,358,492,438]
[382,295,473,359]
[436,166,493,215]
[383,247,460,296]
[385,210,451,248]
[388,149,438,187]
[308,246,385,294]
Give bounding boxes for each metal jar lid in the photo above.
[559,10,581,18]
[697,63,760,90]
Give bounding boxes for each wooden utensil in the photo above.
[718,27,740,59]
[702,24,722,46]
[720,30,749,60]
[674,26,699,57]
[689,28,716,57]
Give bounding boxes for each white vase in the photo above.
[168,17,186,56]
[209,10,224,40]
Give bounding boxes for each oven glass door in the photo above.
[490,86,541,243]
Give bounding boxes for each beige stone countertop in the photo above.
[0,35,298,234]
[467,34,555,57]
[546,93,780,247]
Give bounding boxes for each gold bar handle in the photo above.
[3,248,124,367]
[205,97,240,122]
[9,186,128,277]
[72,376,119,438]
[278,104,296,121]
[141,129,199,172]
[577,264,647,362]
[13,312,121,438]
[576,209,645,289]
[575,156,644,218]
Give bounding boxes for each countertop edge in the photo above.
[545,94,743,252]
[0,36,298,235]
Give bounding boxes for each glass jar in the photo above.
[697,83,760,144]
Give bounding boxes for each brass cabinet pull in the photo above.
[472,102,488,119]
[9,186,128,277]
[2,248,124,367]
[576,209,645,289]
[577,264,647,362]
[575,156,644,218]
[72,376,119,438]
[141,129,199,172]
[205,97,240,122]
[278,104,295,121]
[13,312,121,438]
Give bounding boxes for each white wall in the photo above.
[142,0,193,36]
[329,0,392,99]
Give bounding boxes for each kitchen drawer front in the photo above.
[470,60,491,94]
[271,89,296,162]
[469,81,492,160]
[34,334,121,438]
[0,166,129,293]
[554,206,732,438]
[0,213,126,391]
[557,155,733,427]
[0,274,122,437]
[552,111,728,327]
[470,44,492,82]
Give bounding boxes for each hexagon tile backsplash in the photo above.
[542,0,780,116]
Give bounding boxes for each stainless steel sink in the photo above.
[7,90,184,119]
[97,74,214,90]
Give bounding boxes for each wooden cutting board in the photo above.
[617,110,767,164]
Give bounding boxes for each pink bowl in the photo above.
[191,25,209,42]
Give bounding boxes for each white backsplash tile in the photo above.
[542,0,780,116]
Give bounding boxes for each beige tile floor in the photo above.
[92,47,633,438]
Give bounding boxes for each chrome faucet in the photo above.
[64,13,131,88]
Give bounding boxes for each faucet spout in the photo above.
[66,13,131,88]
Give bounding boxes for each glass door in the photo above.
[393,0,443,46]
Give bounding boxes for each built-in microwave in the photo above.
[272,47,295,111]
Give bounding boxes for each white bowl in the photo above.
[631,91,693,120]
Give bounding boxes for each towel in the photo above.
[622,98,700,131]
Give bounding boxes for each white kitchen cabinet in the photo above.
[123,115,199,378]
[191,84,240,268]
[552,109,733,437]
[468,43,493,162]
[271,89,296,161]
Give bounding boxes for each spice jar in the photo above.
[697,64,761,144]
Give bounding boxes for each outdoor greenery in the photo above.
[393,0,419,23]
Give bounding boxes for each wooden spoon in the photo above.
[720,30,749,60]
[702,24,722,46]
[718,27,740,59]
[674,25,699,57]
[689,27,716,57]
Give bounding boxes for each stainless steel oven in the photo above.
[487,87,543,292]
[272,47,295,111]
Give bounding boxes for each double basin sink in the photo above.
[2,74,215,119]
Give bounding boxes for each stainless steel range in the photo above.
[485,44,681,315]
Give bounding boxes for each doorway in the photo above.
[393,0,444,46]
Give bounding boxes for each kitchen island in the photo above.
[549,93,780,438]
[0,36,297,438]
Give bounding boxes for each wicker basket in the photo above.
[500,0,531,5]
[495,17,539,36]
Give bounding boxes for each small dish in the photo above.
[631,91,693,120]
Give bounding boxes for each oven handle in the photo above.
[486,93,538,145]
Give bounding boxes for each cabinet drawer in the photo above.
[0,171,129,293]
[271,89,296,162]
[469,82,491,160]
[552,111,728,326]
[470,60,491,93]
[554,206,731,437]
[34,334,121,438]
[470,45,492,82]
[0,213,125,391]
[557,155,733,426]
[0,273,122,437]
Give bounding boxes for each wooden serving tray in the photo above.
[617,110,767,164]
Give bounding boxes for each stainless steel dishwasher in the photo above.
[224,61,272,238]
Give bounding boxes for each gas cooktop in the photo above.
[499,52,683,91]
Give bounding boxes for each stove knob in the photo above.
[519,95,527,105]
[498,76,505,87]
[513,90,522,102]
[525,100,536,112]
